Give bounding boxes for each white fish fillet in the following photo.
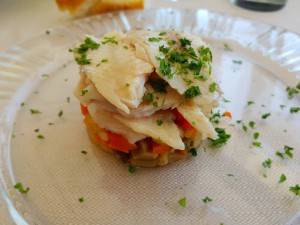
[177,103,218,140]
[88,103,146,144]
[82,31,154,114]
[114,112,185,150]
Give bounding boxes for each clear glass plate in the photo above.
[0,8,300,225]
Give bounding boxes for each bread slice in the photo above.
[56,0,144,17]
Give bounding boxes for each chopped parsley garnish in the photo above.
[279,174,286,183]
[223,43,232,51]
[178,197,186,208]
[37,134,45,139]
[262,173,267,178]
[30,109,42,114]
[45,30,50,35]
[156,119,163,126]
[286,86,299,99]
[242,124,248,132]
[128,165,136,174]
[75,54,91,65]
[159,32,166,36]
[232,60,242,64]
[14,182,30,194]
[78,197,84,203]
[157,58,172,77]
[297,82,300,90]
[123,46,128,49]
[261,113,271,119]
[159,45,170,54]
[209,82,217,92]
[253,132,259,140]
[67,97,70,103]
[81,151,87,154]
[194,73,207,80]
[289,184,300,196]
[227,174,234,177]
[148,37,162,42]
[102,36,118,45]
[221,97,231,103]
[262,159,272,168]
[252,141,262,147]
[179,38,191,47]
[143,92,154,103]
[247,101,254,106]
[189,148,197,157]
[153,102,158,107]
[126,83,130,87]
[101,58,108,63]
[249,121,255,129]
[202,196,212,203]
[58,110,63,117]
[210,127,231,147]
[48,122,54,126]
[42,74,49,78]
[149,78,168,93]
[210,111,221,124]
[21,102,25,107]
[34,129,39,132]
[184,86,201,99]
[284,145,294,158]
[290,107,300,114]
[280,104,286,109]
[81,89,88,96]
[167,39,176,45]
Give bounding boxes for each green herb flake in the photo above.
[158,58,172,77]
[20,102,25,107]
[148,37,162,42]
[184,86,201,99]
[179,38,191,47]
[45,30,50,35]
[262,158,272,168]
[123,46,128,49]
[81,89,88,96]
[14,182,30,194]
[279,174,287,183]
[247,101,255,106]
[78,197,84,203]
[227,174,234,177]
[159,32,166,36]
[290,107,300,114]
[143,92,154,103]
[252,141,262,148]
[102,36,118,45]
[223,43,232,51]
[194,73,207,81]
[289,184,300,196]
[75,54,91,65]
[42,74,49,78]
[210,111,221,124]
[249,121,255,129]
[30,109,42,114]
[253,132,259,140]
[167,40,176,45]
[37,134,45,139]
[297,82,300,90]
[128,165,136,174]
[276,151,284,159]
[58,110,63,117]
[261,113,271,119]
[126,83,130,87]
[242,124,248,132]
[210,127,231,147]
[280,105,286,110]
[232,60,242,64]
[34,129,39,133]
[159,45,170,54]
[48,122,54,126]
[262,173,267,178]
[202,196,212,203]
[189,148,197,157]
[153,102,158,108]
[209,82,217,92]
[149,78,168,93]
[284,145,294,158]
[156,119,163,126]
[221,97,231,103]
[67,97,70,103]
[178,197,186,208]
[286,86,299,99]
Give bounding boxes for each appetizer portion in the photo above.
[72,30,220,167]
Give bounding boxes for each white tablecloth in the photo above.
[0,0,299,52]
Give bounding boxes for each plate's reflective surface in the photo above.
[0,9,300,225]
